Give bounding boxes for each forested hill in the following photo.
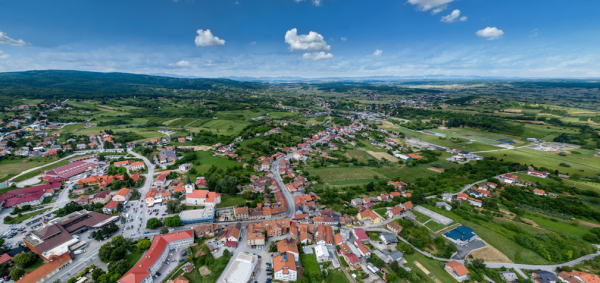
[0,70,265,98]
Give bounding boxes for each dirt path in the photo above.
[576,219,600,228]
[469,240,514,263]
[96,104,117,111]
[498,209,540,228]
[163,118,181,125]
[413,261,442,283]
[587,118,598,126]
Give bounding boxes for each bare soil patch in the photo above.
[503,109,523,113]
[199,266,212,276]
[366,150,399,162]
[576,219,600,228]
[177,145,213,151]
[427,167,445,173]
[517,120,546,124]
[96,105,117,111]
[469,240,514,263]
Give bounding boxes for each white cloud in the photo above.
[373,49,383,56]
[250,41,256,45]
[0,31,28,46]
[407,0,454,12]
[294,0,322,6]
[285,28,330,52]
[0,50,8,59]
[194,29,225,47]
[441,10,467,23]
[303,52,333,60]
[476,27,504,40]
[340,37,347,41]
[169,60,191,67]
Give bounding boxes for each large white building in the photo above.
[222,252,259,283]
[185,190,221,207]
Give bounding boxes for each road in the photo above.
[7,153,84,182]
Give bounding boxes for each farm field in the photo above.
[324,269,350,283]
[345,150,371,161]
[479,148,600,176]
[425,220,449,232]
[189,151,243,176]
[306,166,385,184]
[194,119,249,136]
[0,156,69,182]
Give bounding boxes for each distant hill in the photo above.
[0,70,265,98]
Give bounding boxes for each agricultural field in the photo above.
[479,147,600,176]
[306,166,386,184]
[194,119,250,136]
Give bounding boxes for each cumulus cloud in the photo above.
[441,10,467,23]
[194,29,225,47]
[476,27,504,40]
[407,0,454,12]
[341,37,347,41]
[294,0,322,6]
[373,49,383,56]
[169,60,191,67]
[285,28,330,52]
[303,52,333,60]
[0,31,28,46]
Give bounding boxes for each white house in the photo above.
[274,252,297,282]
[314,245,329,262]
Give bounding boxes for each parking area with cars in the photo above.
[153,248,187,283]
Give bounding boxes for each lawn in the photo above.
[371,164,442,184]
[425,221,449,232]
[523,213,592,238]
[4,208,51,224]
[23,258,45,272]
[367,231,380,241]
[403,252,458,283]
[324,269,351,283]
[184,251,231,283]
[188,151,243,177]
[412,211,431,223]
[216,195,247,208]
[373,208,388,218]
[479,147,600,176]
[125,249,145,266]
[300,254,319,275]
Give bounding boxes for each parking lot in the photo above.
[154,248,187,282]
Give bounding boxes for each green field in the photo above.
[480,148,600,176]
[216,195,247,208]
[324,269,351,283]
[306,166,385,184]
[0,157,68,182]
[413,211,431,223]
[190,151,243,176]
[125,249,145,266]
[194,119,250,136]
[403,252,458,283]
[425,220,449,232]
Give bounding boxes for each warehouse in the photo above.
[178,207,214,224]
[222,252,259,283]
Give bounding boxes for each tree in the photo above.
[108,259,131,275]
[98,244,113,262]
[146,218,162,229]
[13,252,38,268]
[164,215,181,227]
[10,268,25,280]
[137,239,151,250]
[109,245,127,262]
[116,203,123,213]
[160,227,169,234]
[67,277,77,283]
[92,268,106,281]
[269,242,277,253]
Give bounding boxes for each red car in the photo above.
[147,209,150,213]
[20,231,27,234]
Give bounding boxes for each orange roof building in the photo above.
[118,231,194,283]
[16,253,72,283]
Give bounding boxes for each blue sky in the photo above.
[0,0,599,78]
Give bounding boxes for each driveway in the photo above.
[451,239,486,260]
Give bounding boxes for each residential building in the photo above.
[357,209,381,224]
[558,271,600,283]
[103,201,119,214]
[185,190,221,207]
[159,149,177,163]
[234,207,249,221]
[273,252,297,282]
[112,188,131,202]
[277,239,299,261]
[444,261,470,282]
[92,191,111,204]
[379,233,398,245]
[387,221,402,234]
[314,245,329,262]
[531,270,558,283]
[500,271,518,282]
[130,161,145,171]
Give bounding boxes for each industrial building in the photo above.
[178,207,214,224]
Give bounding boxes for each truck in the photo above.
[73,249,85,255]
